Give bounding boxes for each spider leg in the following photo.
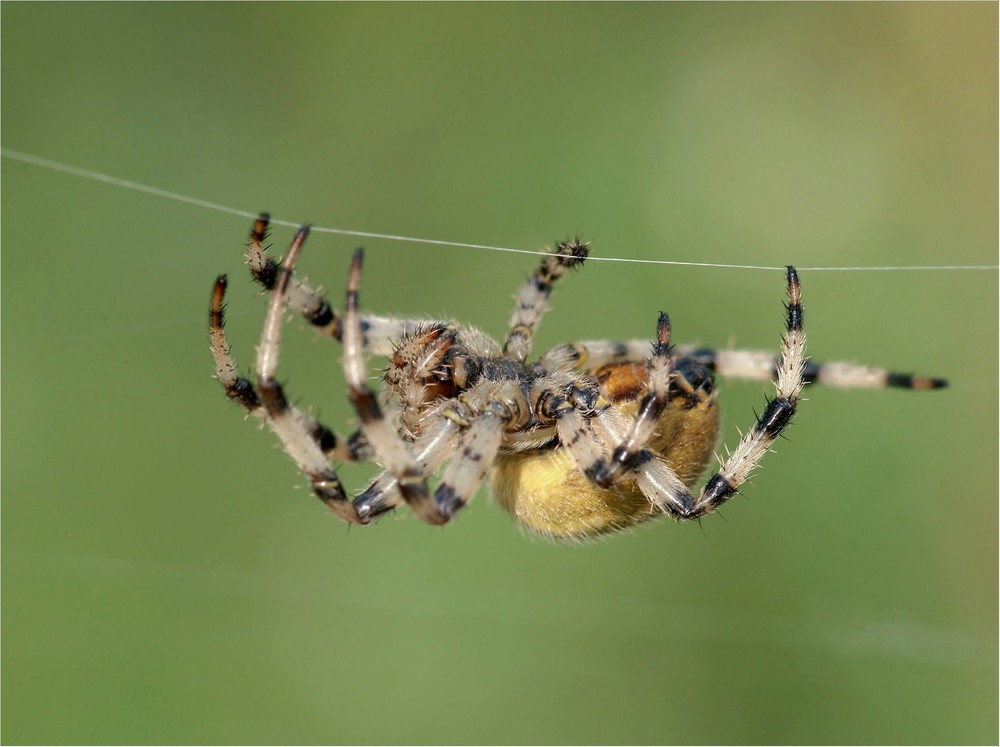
[577,269,808,521]
[546,273,813,522]
[568,339,652,370]
[253,227,364,523]
[672,344,947,389]
[534,343,584,376]
[543,394,620,487]
[503,239,589,361]
[535,318,696,518]
[342,249,452,526]
[209,275,263,414]
[601,313,673,484]
[584,316,696,517]
[569,304,944,390]
[352,403,463,521]
[353,389,515,524]
[244,213,454,357]
[433,405,511,517]
[209,275,372,464]
[687,267,806,518]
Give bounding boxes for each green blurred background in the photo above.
[2,3,996,744]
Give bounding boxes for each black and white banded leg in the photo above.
[601,313,674,486]
[341,249,451,526]
[672,345,948,390]
[689,266,807,517]
[570,308,946,392]
[591,315,696,516]
[503,238,590,361]
[573,268,808,520]
[433,404,512,517]
[545,313,695,517]
[253,227,364,524]
[245,212,452,357]
[352,402,464,521]
[209,274,372,465]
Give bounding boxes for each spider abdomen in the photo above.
[490,395,719,540]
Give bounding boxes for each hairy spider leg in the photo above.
[570,335,947,392]
[245,212,451,357]
[601,313,674,485]
[504,238,590,361]
[583,268,807,521]
[209,276,263,414]
[209,275,371,464]
[342,249,451,525]
[689,266,806,517]
[672,345,948,390]
[534,314,697,519]
[253,227,364,523]
[352,402,464,521]
[433,402,512,517]
[585,315,698,517]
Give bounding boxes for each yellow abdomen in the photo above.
[489,398,719,540]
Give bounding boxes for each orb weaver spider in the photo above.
[209,215,946,540]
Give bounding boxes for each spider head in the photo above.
[384,324,462,401]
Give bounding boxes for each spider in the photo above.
[209,214,947,540]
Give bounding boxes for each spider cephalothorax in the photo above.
[209,214,946,540]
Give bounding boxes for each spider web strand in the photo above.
[3,148,996,273]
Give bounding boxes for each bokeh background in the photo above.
[2,4,996,745]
